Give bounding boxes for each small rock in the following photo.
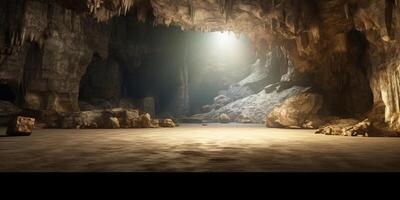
[140,113,153,128]
[237,114,252,123]
[264,83,279,93]
[6,116,35,136]
[151,119,160,128]
[160,119,176,127]
[219,113,231,123]
[109,117,120,129]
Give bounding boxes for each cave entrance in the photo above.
[0,83,16,103]
[117,29,258,118]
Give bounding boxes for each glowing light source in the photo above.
[211,31,239,49]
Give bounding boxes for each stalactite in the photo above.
[344,3,349,19]
[225,0,233,23]
[385,0,395,41]
[189,0,195,23]
[218,0,226,14]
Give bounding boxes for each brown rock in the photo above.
[266,93,323,128]
[160,119,176,127]
[6,116,35,136]
[315,118,365,136]
[151,119,160,128]
[140,113,153,128]
[108,117,120,129]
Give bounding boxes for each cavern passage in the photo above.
[2,0,400,172]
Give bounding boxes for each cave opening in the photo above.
[79,11,259,120]
[0,83,16,103]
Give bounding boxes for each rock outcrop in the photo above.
[266,93,323,129]
[316,119,371,137]
[195,86,312,124]
[1,0,400,136]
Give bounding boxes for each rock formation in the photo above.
[1,0,400,136]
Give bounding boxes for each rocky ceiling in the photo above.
[75,0,400,133]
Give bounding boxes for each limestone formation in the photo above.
[266,93,323,129]
[1,0,400,136]
[316,119,371,137]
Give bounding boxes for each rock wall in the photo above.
[1,0,400,134]
[0,0,109,116]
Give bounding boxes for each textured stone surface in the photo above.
[316,119,372,137]
[6,116,35,136]
[160,119,176,128]
[266,93,323,128]
[196,86,311,123]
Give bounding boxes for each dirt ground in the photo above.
[1,123,400,172]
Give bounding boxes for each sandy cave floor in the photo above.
[1,123,400,172]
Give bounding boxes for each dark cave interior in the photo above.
[0,0,399,137]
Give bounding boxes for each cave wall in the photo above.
[0,0,110,116]
[109,12,190,116]
[353,0,400,132]
[1,0,400,132]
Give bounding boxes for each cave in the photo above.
[0,84,15,103]
[1,0,400,172]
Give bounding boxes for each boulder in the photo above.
[194,86,312,124]
[219,113,231,123]
[160,119,176,127]
[6,116,35,136]
[316,119,370,136]
[139,113,153,128]
[112,108,139,128]
[107,117,120,129]
[266,93,323,128]
[214,95,232,109]
[264,83,279,93]
[151,119,160,128]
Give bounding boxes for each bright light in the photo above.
[211,32,239,49]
